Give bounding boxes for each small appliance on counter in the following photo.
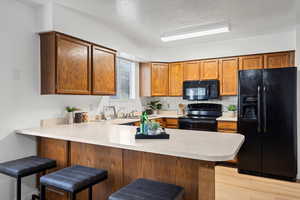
[238,67,297,181]
[178,103,222,131]
[183,80,219,101]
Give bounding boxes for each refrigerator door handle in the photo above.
[257,85,261,133]
[263,85,267,133]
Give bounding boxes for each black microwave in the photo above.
[183,80,219,101]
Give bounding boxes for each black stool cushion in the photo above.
[108,179,184,200]
[40,165,108,193]
[0,156,56,178]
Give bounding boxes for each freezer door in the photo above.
[238,69,263,174]
[261,67,297,180]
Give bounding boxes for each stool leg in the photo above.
[17,177,21,200]
[88,187,93,200]
[70,193,76,200]
[40,184,46,200]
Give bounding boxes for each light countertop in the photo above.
[95,114,183,125]
[217,115,238,122]
[16,123,244,162]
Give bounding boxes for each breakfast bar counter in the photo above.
[17,123,244,200]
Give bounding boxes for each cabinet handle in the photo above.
[263,85,267,133]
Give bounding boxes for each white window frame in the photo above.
[110,57,139,100]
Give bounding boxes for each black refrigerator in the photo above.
[238,67,297,181]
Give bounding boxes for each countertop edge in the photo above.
[16,129,244,162]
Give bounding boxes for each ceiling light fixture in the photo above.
[161,26,230,42]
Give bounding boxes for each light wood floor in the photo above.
[215,166,300,200]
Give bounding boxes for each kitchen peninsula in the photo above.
[17,123,244,200]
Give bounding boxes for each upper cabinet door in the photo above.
[183,61,200,81]
[239,55,264,70]
[219,57,239,96]
[56,34,91,94]
[92,45,116,95]
[264,51,295,69]
[151,63,169,96]
[200,59,219,80]
[169,63,184,96]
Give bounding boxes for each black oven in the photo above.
[178,117,218,131]
[178,103,222,132]
[183,80,219,101]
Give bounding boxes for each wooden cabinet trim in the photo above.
[40,32,56,94]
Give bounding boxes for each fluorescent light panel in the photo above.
[161,27,230,42]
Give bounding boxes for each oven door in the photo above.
[178,118,217,132]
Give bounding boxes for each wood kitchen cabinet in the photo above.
[40,31,116,95]
[217,121,237,133]
[152,63,169,96]
[264,51,295,69]
[164,118,179,129]
[92,45,116,95]
[239,55,264,70]
[56,34,91,94]
[140,51,295,97]
[200,59,219,80]
[219,57,239,96]
[37,137,70,200]
[140,63,169,96]
[169,62,184,96]
[183,61,200,81]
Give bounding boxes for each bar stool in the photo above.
[108,178,184,200]
[0,156,56,200]
[40,165,108,200]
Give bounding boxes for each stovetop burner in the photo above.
[178,103,222,132]
[179,116,218,120]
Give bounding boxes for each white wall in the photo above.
[148,31,296,62]
[0,1,143,199]
[52,3,148,61]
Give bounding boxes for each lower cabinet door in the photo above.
[37,137,70,200]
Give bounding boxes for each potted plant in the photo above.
[227,105,237,117]
[148,121,161,135]
[65,106,79,124]
[147,100,162,115]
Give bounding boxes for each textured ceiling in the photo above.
[49,0,297,48]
